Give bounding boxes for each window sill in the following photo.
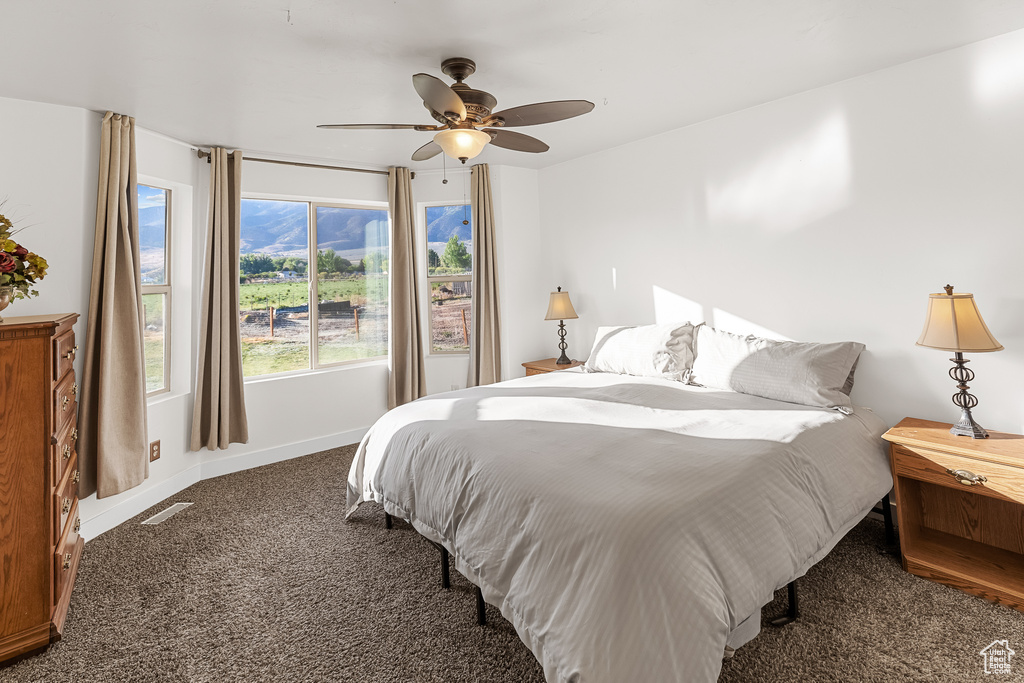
[243,357,388,385]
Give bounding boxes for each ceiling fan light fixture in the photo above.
[433,128,490,163]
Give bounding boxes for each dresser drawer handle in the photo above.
[74,517,81,534]
[63,444,71,460]
[71,383,78,396]
[61,396,69,411]
[63,344,78,360]
[71,428,78,442]
[62,498,71,515]
[946,468,988,486]
[73,470,80,484]
[62,553,72,571]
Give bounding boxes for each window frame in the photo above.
[138,181,172,397]
[238,192,391,381]
[422,201,473,356]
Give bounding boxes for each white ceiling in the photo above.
[3,1,1024,170]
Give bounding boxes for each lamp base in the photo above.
[555,320,571,365]
[948,353,988,439]
[950,408,989,439]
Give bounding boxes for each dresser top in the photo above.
[0,313,78,329]
[883,417,1024,468]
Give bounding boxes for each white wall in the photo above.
[539,29,1024,433]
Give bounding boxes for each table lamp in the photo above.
[916,284,1004,438]
[544,286,579,365]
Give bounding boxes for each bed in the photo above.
[346,325,893,682]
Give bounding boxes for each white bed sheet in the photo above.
[346,370,892,682]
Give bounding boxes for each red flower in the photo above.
[13,245,28,257]
[0,253,15,273]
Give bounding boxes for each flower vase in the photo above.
[0,286,13,323]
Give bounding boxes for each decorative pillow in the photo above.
[584,323,696,381]
[688,326,865,411]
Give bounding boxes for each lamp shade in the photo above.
[545,288,578,321]
[433,129,490,162]
[916,290,1003,353]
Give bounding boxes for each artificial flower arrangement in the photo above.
[0,210,48,301]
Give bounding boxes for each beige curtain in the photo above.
[468,164,502,387]
[80,112,149,499]
[190,149,249,450]
[387,167,426,409]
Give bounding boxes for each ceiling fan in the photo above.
[318,57,594,164]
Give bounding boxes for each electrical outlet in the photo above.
[150,440,161,462]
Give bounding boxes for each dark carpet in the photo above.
[2,445,1021,682]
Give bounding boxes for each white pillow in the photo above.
[688,326,865,411]
[584,323,695,381]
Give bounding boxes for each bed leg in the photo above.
[476,585,487,626]
[769,580,798,627]
[881,493,895,546]
[440,546,451,590]
[384,512,393,530]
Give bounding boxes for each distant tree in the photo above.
[334,255,351,273]
[272,256,287,270]
[317,248,338,274]
[241,253,275,274]
[427,248,440,271]
[441,235,470,271]
[363,251,388,274]
[282,257,307,274]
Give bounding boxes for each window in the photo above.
[239,197,389,378]
[425,204,472,354]
[138,184,170,395]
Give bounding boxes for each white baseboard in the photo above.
[80,427,368,541]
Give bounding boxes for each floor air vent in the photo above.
[141,502,193,525]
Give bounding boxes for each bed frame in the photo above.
[382,493,896,629]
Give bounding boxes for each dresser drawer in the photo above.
[53,330,77,382]
[52,413,78,488]
[53,371,78,433]
[54,454,79,539]
[54,500,81,605]
[892,444,1024,504]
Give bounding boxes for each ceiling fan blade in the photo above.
[485,129,549,153]
[486,100,595,127]
[317,123,436,130]
[411,140,443,161]
[413,73,467,122]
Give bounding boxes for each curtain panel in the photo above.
[190,148,249,450]
[79,112,149,499]
[387,166,426,409]
[468,164,502,387]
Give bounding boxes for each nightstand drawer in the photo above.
[892,444,1024,504]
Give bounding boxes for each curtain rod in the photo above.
[195,150,413,179]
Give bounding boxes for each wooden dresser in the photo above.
[0,313,83,664]
[883,417,1024,612]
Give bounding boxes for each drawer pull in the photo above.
[63,344,78,360]
[71,428,78,442]
[946,468,988,486]
[62,553,72,571]
[73,470,80,484]
[62,444,71,460]
[71,382,78,395]
[74,517,81,534]
[62,498,71,515]
[61,396,69,411]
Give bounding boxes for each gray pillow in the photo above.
[689,326,865,411]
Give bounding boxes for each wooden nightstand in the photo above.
[882,417,1024,612]
[521,358,584,376]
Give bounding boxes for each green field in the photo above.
[240,276,388,311]
[240,338,386,377]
